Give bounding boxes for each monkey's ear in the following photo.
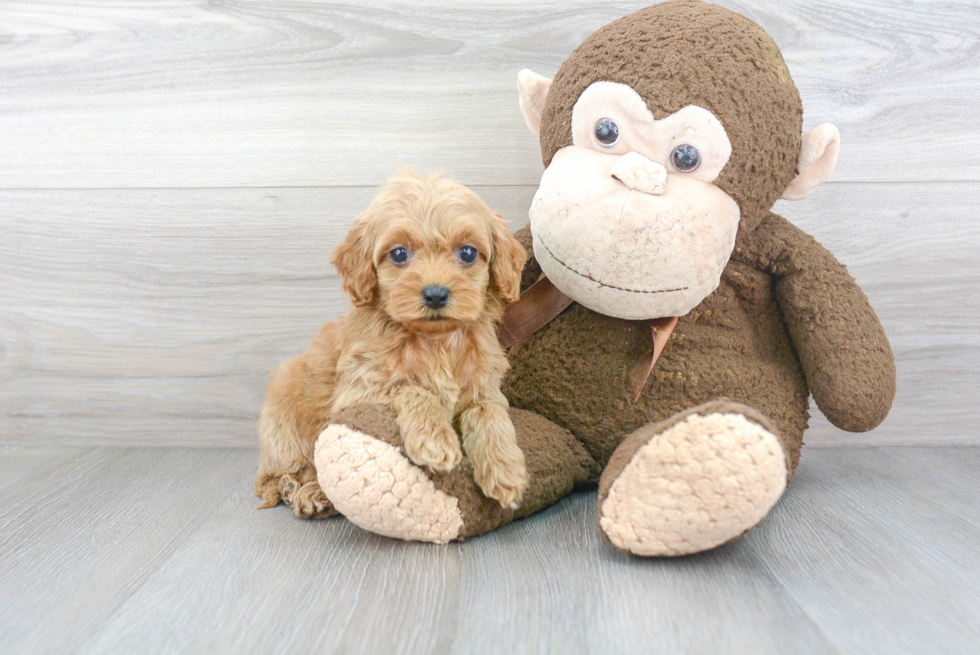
[781,123,841,201]
[490,213,527,304]
[517,69,552,137]
[330,220,377,306]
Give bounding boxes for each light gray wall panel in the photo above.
[1,182,976,446]
[0,0,974,446]
[0,0,977,188]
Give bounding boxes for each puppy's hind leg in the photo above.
[255,401,336,519]
[254,323,342,519]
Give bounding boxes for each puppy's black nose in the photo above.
[422,285,450,310]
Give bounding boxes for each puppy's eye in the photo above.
[457,245,478,266]
[389,247,410,266]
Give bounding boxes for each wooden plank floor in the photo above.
[2,446,978,655]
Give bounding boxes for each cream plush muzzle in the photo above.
[529,146,740,320]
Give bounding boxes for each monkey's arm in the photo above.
[741,213,896,432]
[513,225,543,293]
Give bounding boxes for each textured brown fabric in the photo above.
[331,404,598,540]
[737,213,897,430]
[504,215,895,479]
[331,404,403,446]
[505,0,893,484]
[505,224,814,477]
[538,0,803,233]
[498,277,573,348]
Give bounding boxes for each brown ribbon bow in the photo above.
[497,276,678,403]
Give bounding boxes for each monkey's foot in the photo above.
[315,404,597,544]
[315,413,464,544]
[598,400,787,557]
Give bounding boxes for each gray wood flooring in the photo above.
[1,445,978,655]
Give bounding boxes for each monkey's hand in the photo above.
[752,213,896,432]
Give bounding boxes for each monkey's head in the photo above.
[518,0,840,320]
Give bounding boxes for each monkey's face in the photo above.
[529,82,739,320]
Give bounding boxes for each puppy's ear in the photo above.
[331,219,377,306]
[489,213,527,304]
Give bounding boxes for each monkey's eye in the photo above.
[594,118,620,147]
[670,144,702,172]
[389,247,410,266]
[457,245,478,266]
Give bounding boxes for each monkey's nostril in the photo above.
[422,285,451,310]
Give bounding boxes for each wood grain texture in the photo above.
[78,470,463,655]
[1,446,978,654]
[2,182,977,447]
[0,447,255,655]
[753,447,980,653]
[0,185,536,445]
[0,0,976,448]
[452,497,837,654]
[0,0,977,188]
[0,445,89,494]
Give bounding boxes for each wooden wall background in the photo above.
[1,0,977,447]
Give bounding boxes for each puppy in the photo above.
[255,170,529,518]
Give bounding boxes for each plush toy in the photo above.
[314,0,895,555]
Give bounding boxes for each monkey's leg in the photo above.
[315,404,597,543]
[598,400,796,557]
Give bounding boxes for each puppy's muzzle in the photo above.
[422,285,450,310]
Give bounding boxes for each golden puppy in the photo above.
[255,170,529,518]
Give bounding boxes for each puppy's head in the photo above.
[331,170,526,335]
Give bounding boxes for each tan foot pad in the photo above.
[315,424,463,544]
[599,412,787,556]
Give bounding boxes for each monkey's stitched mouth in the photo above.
[538,239,689,295]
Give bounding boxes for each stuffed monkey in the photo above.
[313,0,895,555]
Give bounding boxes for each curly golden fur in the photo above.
[255,171,529,517]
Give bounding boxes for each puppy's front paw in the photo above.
[474,446,529,510]
[405,423,463,473]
